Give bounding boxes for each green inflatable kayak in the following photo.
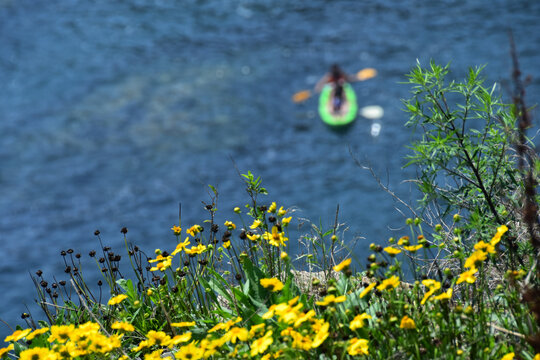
[318,83,358,126]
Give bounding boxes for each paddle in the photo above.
[292,68,377,103]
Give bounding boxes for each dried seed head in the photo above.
[94,230,100,236]
[120,227,128,234]
[35,270,43,277]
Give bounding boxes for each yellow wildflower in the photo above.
[316,294,346,306]
[403,244,423,252]
[144,350,168,360]
[262,226,288,247]
[223,241,231,249]
[19,347,57,360]
[169,332,192,347]
[333,258,352,272]
[311,321,330,348]
[48,324,75,343]
[432,288,453,301]
[149,256,173,272]
[377,276,400,291]
[421,279,441,305]
[291,331,312,350]
[250,330,273,357]
[171,238,191,256]
[224,221,236,230]
[209,317,242,333]
[282,216,292,226]
[171,225,182,235]
[268,202,277,213]
[224,327,249,344]
[457,268,478,284]
[397,236,410,245]
[278,206,287,216]
[260,278,284,292]
[247,233,261,241]
[146,330,171,347]
[474,241,496,254]
[171,321,196,328]
[464,250,487,269]
[359,282,377,298]
[111,321,135,332]
[501,352,514,360]
[132,339,150,352]
[184,243,207,255]
[347,338,369,356]
[186,225,203,237]
[250,219,262,229]
[175,341,204,360]
[383,246,402,256]
[400,315,416,329]
[293,310,316,328]
[0,345,13,358]
[26,327,49,341]
[350,313,372,330]
[491,224,508,246]
[4,328,32,342]
[249,323,266,338]
[280,251,289,260]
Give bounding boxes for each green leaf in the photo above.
[116,279,136,301]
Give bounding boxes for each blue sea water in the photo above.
[1,0,539,339]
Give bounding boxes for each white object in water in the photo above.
[360,105,384,120]
[371,122,381,137]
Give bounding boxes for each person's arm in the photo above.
[314,73,330,93]
[345,73,357,83]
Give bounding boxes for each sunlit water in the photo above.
[1,0,539,338]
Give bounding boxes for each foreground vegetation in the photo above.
[1,60,540,359]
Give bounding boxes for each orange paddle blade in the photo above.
[357,68,377,81]
[292,90,312,103]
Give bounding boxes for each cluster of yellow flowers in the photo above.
[457,225,508,285]
[2,322,124,360]
[3,210,534,360]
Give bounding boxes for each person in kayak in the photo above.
[315,64,356,112]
